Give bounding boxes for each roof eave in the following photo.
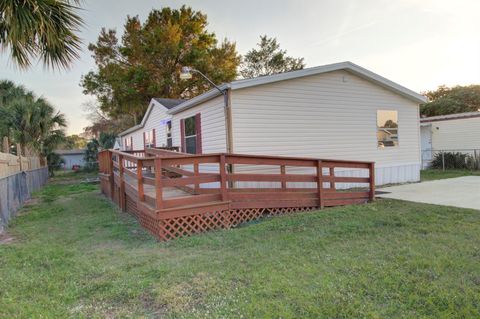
[167,84,229,115]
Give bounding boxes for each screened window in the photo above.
[166,121,172,147]
[144,130,155,148]
[184,116,196,154]
[377,110,398,147]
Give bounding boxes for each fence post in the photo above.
[442,152,445,171]
[369,163,375,202]
[137,159,144,201]
[154,157,163,210]
[220,154,228,202]
[118,154,126,211]
[316,160,325,209]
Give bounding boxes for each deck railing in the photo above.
[98,148,375,240]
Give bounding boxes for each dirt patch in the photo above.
[0,231,15,245]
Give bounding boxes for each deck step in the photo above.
[158,200,231,219]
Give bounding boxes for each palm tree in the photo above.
[1,95,67,164]
[0,0,83,69]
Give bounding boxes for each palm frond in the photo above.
[0,0,84,69]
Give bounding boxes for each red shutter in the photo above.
[152,129,156,147]
[130,137,133,151]
[180,119,185,153]
[143,132,146,150]
[195,113,202,154]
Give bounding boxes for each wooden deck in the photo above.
[98,148,375,240]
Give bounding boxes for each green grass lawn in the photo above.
[1,174,480,318]
[421,169,480,181]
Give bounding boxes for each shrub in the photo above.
[431,152,472,169]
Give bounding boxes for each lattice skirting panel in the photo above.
[157,206,319,241]
[106,192,319,240]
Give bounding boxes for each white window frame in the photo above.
[377,110,399,148]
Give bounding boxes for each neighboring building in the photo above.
[420,111,480,168]
[55,149,86,169]
[118,98,184,150]
[120,61,426,185]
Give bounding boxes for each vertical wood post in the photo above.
[118,155,126,211]
[369,162,375,202]
[137,159,144,201]
[219,154,228,202]
[18,153,23,171]
[155,158,163,210]
[317,160,325,209]
[108,151,114,199]
[329,167,335,190]
[280,165,287,189]
[193,162,199,194]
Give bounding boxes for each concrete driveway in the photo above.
[378,176,480,210]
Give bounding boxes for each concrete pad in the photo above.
[378,176,480,210]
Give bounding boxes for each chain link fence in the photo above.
[0,167,48,233]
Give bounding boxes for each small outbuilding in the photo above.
[55,149,86,169]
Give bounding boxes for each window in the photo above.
[184,116,196,154]
[124,137,131,150]
[166,121,172,147]
[144,130,155,148]
[377,110,398,147]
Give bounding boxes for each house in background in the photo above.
[420,111,480,168]
[119,61,426,186]
[55,149,86,169]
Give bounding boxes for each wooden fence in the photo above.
[0,152,42,178]
[98,148,375,240]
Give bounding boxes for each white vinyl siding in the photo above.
[172,95,227,153]
[230,70,421,185]
[122,130,143,151]
[231,70,420,167]
[119,100,172,151]
[143,101,171,148]
[430,117,480,150]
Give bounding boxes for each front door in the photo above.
[420,125,432,168]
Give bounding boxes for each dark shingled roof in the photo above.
[153,98,185,109]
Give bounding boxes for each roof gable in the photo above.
[119,98,181,136]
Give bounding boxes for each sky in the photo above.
[1,0,479,134]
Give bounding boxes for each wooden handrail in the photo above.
[99,149,375,214]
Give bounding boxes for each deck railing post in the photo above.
[108,151,114,199]
[220,154,228,202]
[317,160,325,209]
[280,165,287,189]
[137,159,144,201]
[369,162,375,202]
[194,162,199,194]
[155,157,163,210]
[118,154,126,211]
[329,167,335,190]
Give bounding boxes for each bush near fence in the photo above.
[433,152,479,170]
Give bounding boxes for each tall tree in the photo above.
[421,85,480,117]
[3,96,67,158]
[81,6,241,124]
[0,0,83,69]
[240,35,305,79]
